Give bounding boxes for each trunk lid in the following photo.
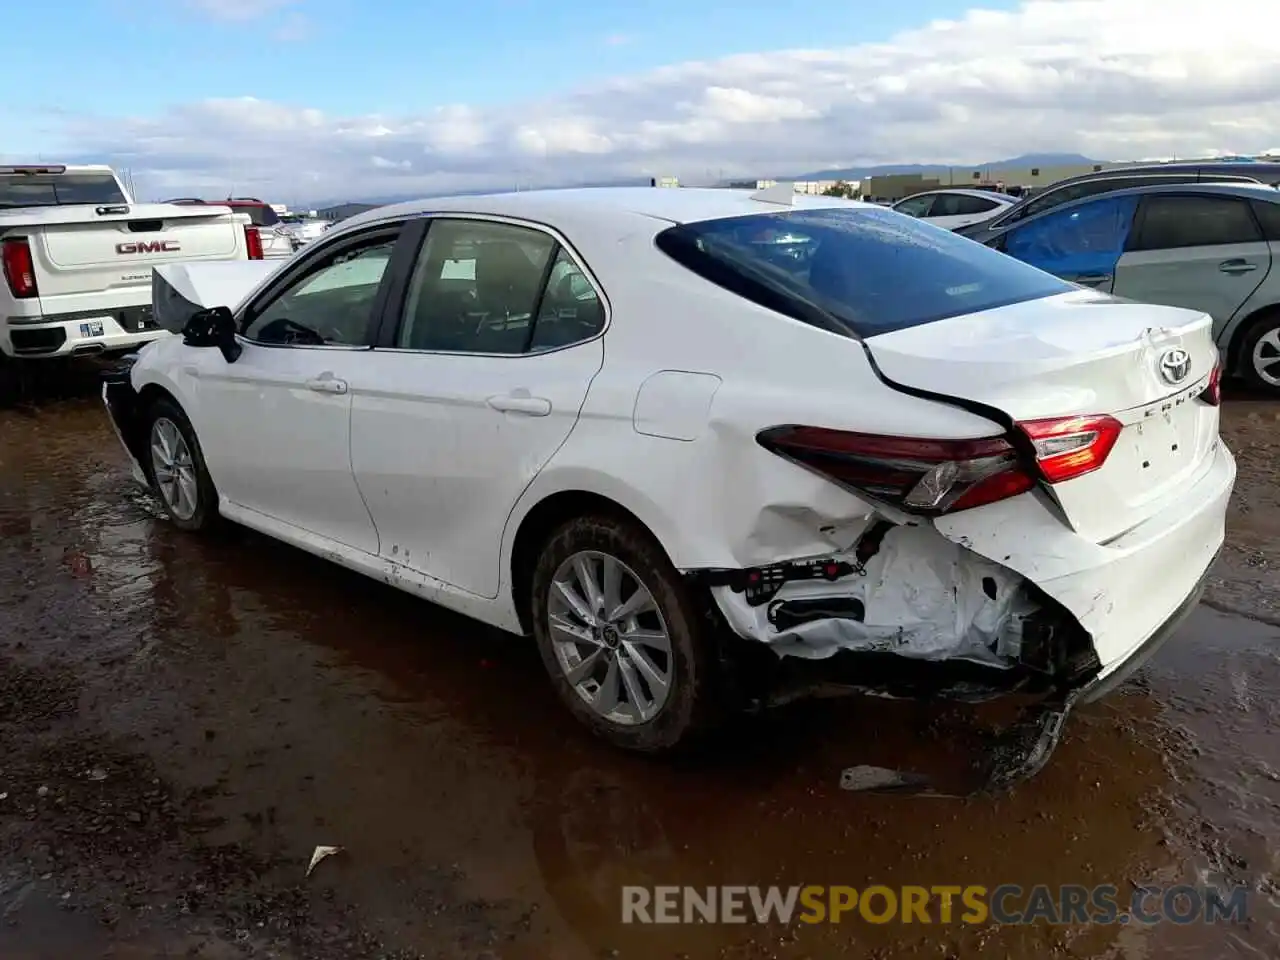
[1,203,246,302]
[866,289,1220,543]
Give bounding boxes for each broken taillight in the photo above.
[758,414,1125,515]
[756,426,1035,515]
[2,237,37,299]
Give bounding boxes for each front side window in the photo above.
[892,194,935,218]
[396,218,604,354]
[932,194,999,216]
[243,234,397,345]
[656,206,1073,337]
[1132,195,1263,250]
[1002,195,1139,277]
[1010,175,1199,224]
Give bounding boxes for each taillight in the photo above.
[2,237,37,299]
[756,426,1036,515]
[760,413,1125,515]
[1018,415,1122,483]
[244,225,264,260]
[1201,359,1223,406]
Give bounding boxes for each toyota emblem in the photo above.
[1158,347,1191,385]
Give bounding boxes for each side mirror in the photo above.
[182,306,242,363]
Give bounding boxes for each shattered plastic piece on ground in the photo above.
[306,845,344,878]
[839,692,1080,798]
[839,765,936,793]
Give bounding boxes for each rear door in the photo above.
[1114,192,1271,328]
[997,193,1140,290]
[347,215,606,599]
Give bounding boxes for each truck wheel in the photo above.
[529,513,722,753]
[1239,310,1280,394]
[143,396,221,532]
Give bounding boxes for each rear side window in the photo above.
[1133,195,1263,250]
[1251,199,1280,240]
[655,207,1073,337]
[0,174,127,208]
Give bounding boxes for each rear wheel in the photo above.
[143,396,221,532]
[529,513,720,753]
[1238,310,1280,394]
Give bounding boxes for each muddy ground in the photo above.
[1,367,1278,960]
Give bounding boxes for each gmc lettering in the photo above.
[116,240,181,254]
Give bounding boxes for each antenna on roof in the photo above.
[748,182,796,206]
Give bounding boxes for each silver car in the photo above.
[978,181,1280,393]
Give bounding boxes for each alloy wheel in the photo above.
[1252,326,1280,388]
[149,417,199,521]
[547,550,674,725]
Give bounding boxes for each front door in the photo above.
[999,193,1141,291]
[1113,192,1272,326]
[193,226,404,555]
[348,216,606,598]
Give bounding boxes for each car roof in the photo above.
[1043,161,1280,189]
[898,188,1016,203]
[1062,180,1280,203]
[340,187,869,234]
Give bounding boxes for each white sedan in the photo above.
[102,186,1234,759]
[891,188,1017,230]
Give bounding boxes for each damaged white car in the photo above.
[101,185,1234,767]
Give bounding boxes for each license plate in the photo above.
[79,320,105,338]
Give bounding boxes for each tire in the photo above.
[529,513,721,753]
[142,396,221,533]
[1237,310,1280,394]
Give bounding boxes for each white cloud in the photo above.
[186,0,296,20]
[52,0,1280,202]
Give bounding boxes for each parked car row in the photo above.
[0,159,1257,779]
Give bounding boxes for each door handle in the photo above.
[1219,259,1258,274]
[487,392,551,416]
[306,374,348,395]
[1074,274,1113,286]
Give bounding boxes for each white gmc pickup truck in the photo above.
[0,164,264,375]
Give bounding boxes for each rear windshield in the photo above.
[234,204,280,226]
[655,206,1073,337]
[0,173,128,208]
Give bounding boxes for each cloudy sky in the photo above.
[3,0,1278,204]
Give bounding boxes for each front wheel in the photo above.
[529,514,721,753]
[143,396,221,532]
[1238,311,1280,394]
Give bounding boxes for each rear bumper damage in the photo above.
[693,440,1233,789]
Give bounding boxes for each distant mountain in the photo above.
[791,153,1100,181]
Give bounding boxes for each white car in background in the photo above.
[892,188,1017,230]
[278,215,332,249]
[101,186,1233,764]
